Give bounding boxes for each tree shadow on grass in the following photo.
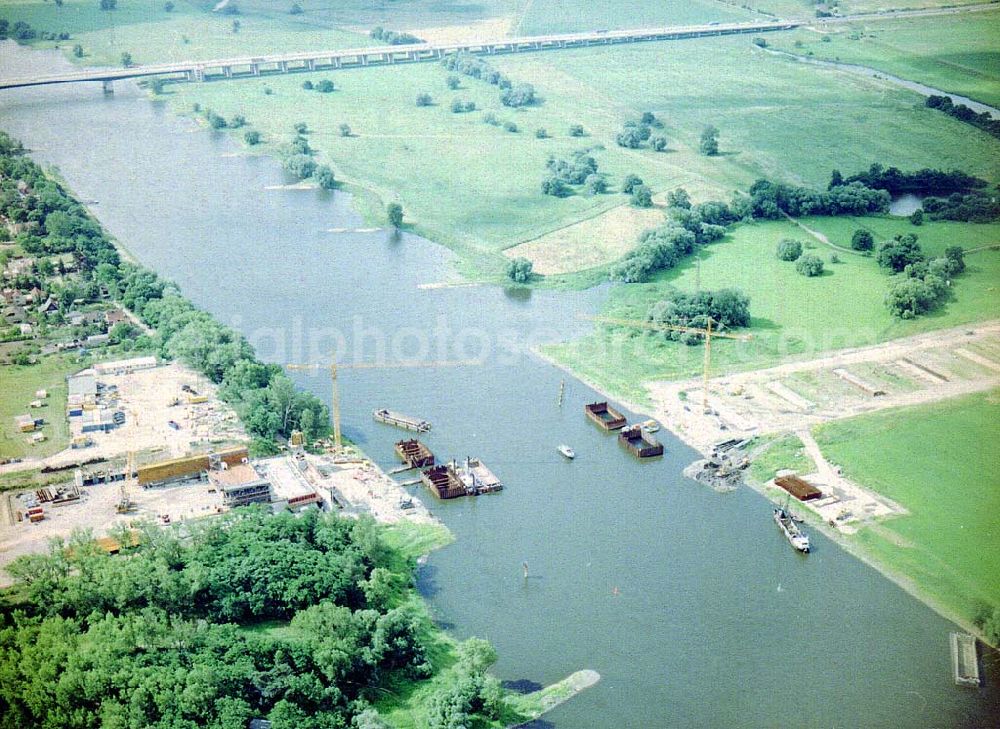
[502,679,544,694]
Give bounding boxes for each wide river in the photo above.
[2,43,997,727]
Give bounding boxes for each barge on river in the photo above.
[373,408,431,433]
[618,425,664,458]
[421,458,503,499]
[585,401,627,431]
[394,439,435,469]
[950,633,981,687]
[773,507,810,553]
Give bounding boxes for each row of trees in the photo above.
[0,508,449,728]
[835,163,987,196]
[740,178,890,218]
[925,95,1000,140]
[921,192,1000,223]
[440,53,536,108]
[610,192,728,282]
[0,18,70,41]
[0,131,331,448]
[370,26,423,45]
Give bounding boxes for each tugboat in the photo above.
[640,419,660,433]
[773,507,810,553]
[558,444,575,459]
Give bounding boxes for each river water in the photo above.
[2,42,998,727]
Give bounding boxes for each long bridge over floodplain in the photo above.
[0,20,800,93]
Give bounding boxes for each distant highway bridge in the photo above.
[0,20,799,93]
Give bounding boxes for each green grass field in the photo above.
[160,33,998,278]
[514,0,753,35]
[771,9,1000,108]
[813,391,1000,629]
[0,0,374,67]
[748,433,814,483]
[0,355,82,460]
[544,217,1000,403]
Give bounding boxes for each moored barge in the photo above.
[394,439,435,469]
[373,408,431,432]
[585,401,627,431]
[618,425,664,458]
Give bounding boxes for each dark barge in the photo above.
[585,401,627,431]
[618,424,664,458]
[775,475,823,501]
[394,439,435,469]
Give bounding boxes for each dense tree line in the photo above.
[921,192,1000,223]
[615,112,667,152]
[0,509,451,729]
[646,288,751,344]
[542,150,604,197]
[369,27,423,45]
[737,178,890,219]
[925,95,1000,140]
[440,53,536,108]
[0,131,329,448]
[835,163,987,196]
[0,18,70,41]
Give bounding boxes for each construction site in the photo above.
[652,322,1000,532]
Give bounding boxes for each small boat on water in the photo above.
[640,419,660,433]
[558,444,575,459]
[773,507,810,553]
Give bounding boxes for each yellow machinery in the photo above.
[584,315,752,414]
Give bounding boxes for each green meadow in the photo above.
[160,33,998,277]
[772,9,1000,108]
[814,391,1000,630]
[514,0,753,35]
[543,218,1000,403]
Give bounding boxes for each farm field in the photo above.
[164,34,999,277]
[543,218,1000,403]
[813,390,1000,629]
[771,9,1000,108]
[0,0,374,67]
[513,0,753,35]
[0,355,79,461]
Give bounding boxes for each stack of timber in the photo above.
[950,633,981,687]
[394,439,435,469]
[775,475,822,502]
[373,408,431,433]
[585,401,627,431]
[618,425,664,458]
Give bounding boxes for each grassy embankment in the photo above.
[770,9,1000,108]
[813,391,1000,637]
[156,33,1000,283]
[543,217,1000,403]
[0,354,84,460]
[514,0,753,34]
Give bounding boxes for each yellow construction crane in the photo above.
[584,315,752,414]
[285,355,480,451]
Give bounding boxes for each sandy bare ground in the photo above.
[505,203,665,274]
[648,320,1000,454]
[0,362,247,477]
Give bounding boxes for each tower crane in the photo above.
[583,315,752,414]
[285,354,480,451]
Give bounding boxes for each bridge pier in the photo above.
[306,59,316,71]
[102,79,113,95]
[278,60,288,73]
[222,66,233,79]
[249,63,260,76]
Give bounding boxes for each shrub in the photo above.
[339,123,352,137]
[500,83,536,107]
[541,176,571,198]
[289,2,303,14]
[230,115,246,128]
[316,79,335,93]
[776,238,802,261]
[535,128,548,139]
[415,92,432,107]
[631,185,653,208]
[795,253,824,276]
[622,174,644,195]
[909,208,924,225]
[650,136,667,152]
[483,112,499,126]
[503,121,518,133]
[283,154,316,179]
[885,275,947,318]
[446,75,460,90]
[301,80,313,90]
[569,124,585,137]
[244,130,261,145]
[876,233,923,272]
[850,229,874,251]
[584,174,607,195]
[293,121,307,134]
[506,257,533,283]
[316,165,336,190]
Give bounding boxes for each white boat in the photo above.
[558,444,575,459]
[773,507,810,553]
[641,419,660,433]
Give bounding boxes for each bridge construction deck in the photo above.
[0,21,799,92]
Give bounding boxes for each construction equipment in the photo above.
[285,354,480,451]
[584,315,752,414]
